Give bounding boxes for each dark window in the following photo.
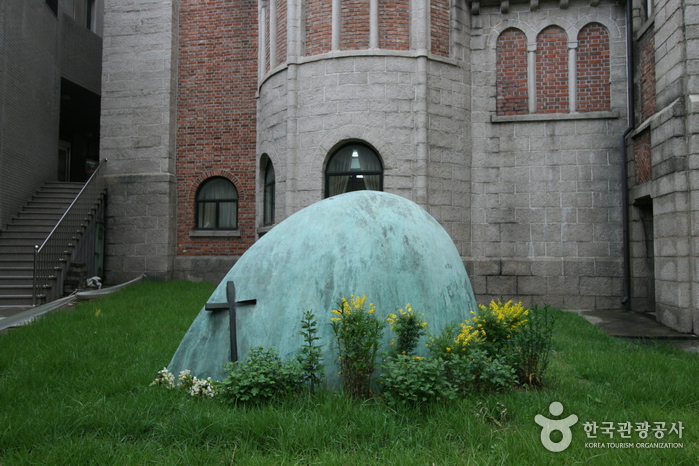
[325,143,383,198]
[264,162,275,225]
[45,0,58,16]
[196,178,238,230]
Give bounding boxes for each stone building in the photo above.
[0,0,103,230]
[4,0,698,334]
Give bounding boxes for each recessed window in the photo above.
[45,0,58,16]
[325,143,383,198]
[264,162,275,225]
[196,177,238,230]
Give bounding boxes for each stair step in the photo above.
[0,267,33,274]
[0,231,49,240]
[0,238,46,247]
[0,296,35,306]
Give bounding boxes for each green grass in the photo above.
[0,280,697,464]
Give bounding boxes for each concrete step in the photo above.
[0,295,35,306]
[0,231,49,240]
[0,276,34,286]
[0,267,33,276]
[0,238,46,247]
[0,258,34,268]
[0,285,34,296]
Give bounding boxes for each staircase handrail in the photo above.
[33,160,107,305]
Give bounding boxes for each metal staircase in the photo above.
[0,182,85,310]
[0,161,106,311]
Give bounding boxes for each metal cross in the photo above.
[204,280,256,362]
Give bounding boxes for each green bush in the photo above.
[381,355,456,405]
[330,295,384,399]
[221,347,304,403]
[297,311,325,392]
[386,304,428,357]
[509,304,556,386]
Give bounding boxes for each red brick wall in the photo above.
[277,0,287,66]
[536,26,569,113]
[379,0,410,50]
[341,0,370,50]
[496,28,528,116]
[430,0,450,57]
[306,0,332,55]
[265,8,271,72]
[577,23,610,112]
[639,30,656,121]
[176,0,258,256]
[634,128,652,183]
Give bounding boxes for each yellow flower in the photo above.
[413,356,424,361]
[446,347,451,352]
[330,317,341,321]
[331,309,342,315]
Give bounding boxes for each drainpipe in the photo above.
[621,0,635,306]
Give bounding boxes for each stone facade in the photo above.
[94,0,699,334]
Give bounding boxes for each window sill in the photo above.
[189,229,241,238]
[491,110,619,123]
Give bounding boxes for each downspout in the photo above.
[621,0,636,306]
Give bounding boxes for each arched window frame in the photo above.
[195,177,239,230]
[264,162,276,226]
[324,142,384,198]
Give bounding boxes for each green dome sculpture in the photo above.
[168,191,477,385]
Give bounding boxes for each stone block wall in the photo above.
[469,2,628,309]
[101,0,180,283]
[636,0,697,332]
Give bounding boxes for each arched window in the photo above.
[536,26,569,113]
[325,143,383,198]
[577,23,611,113]
[196,177,238,230]
[496,28,528,116]
[264,162,275,225]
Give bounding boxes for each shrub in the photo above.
[381,355,456,405]
[510,304,556,386]
[386,304,428,357]
[456,300,529,357]
[297,311,325,392]
[221,347,304,403]
[330,295,384,399]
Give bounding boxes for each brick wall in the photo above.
[577,23,610,112]
[496,28,528,116]
[634,128,652,183]
[430,0,450,57]
[379,0,409,50]
[638,30,656,122]
[176,0,258,256]
[265,8,271,73]
[536,26,568,113]
[341,0,370,50]
[305,0,332,55]
[277,0,287,65]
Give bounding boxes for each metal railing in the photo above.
[33,161,107,305]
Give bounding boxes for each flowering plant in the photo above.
[330,295,384,399]
[150,368,218,397]
[150,367,176,389]
[386,304,428,357]
[456,300,528,356]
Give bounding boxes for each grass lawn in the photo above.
[0,280,697,464]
